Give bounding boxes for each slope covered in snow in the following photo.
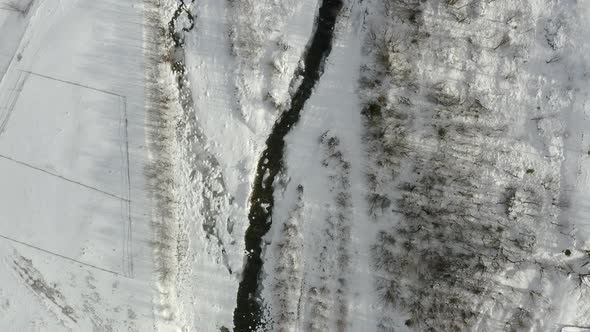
[1,0,590,331]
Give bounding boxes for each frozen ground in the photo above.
[0,0,154,330]
[1,0,590,331]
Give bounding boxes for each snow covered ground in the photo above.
[0,0,155,330]
[165,0,590,330]
[2,0,590,331]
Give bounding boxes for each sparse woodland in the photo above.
[360,0,590,330]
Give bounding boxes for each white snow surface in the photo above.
[2,0,590,331]
[0,0,154,330]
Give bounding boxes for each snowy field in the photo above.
[0,0,154,330]
[1,0,590,331]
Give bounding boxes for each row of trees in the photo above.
[267,131,356,331]
[145,0,237,322]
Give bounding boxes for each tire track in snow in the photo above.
[11,253,77,323]
[0,70,27,136]
[0,233,123,276]
[233,0,344,330]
